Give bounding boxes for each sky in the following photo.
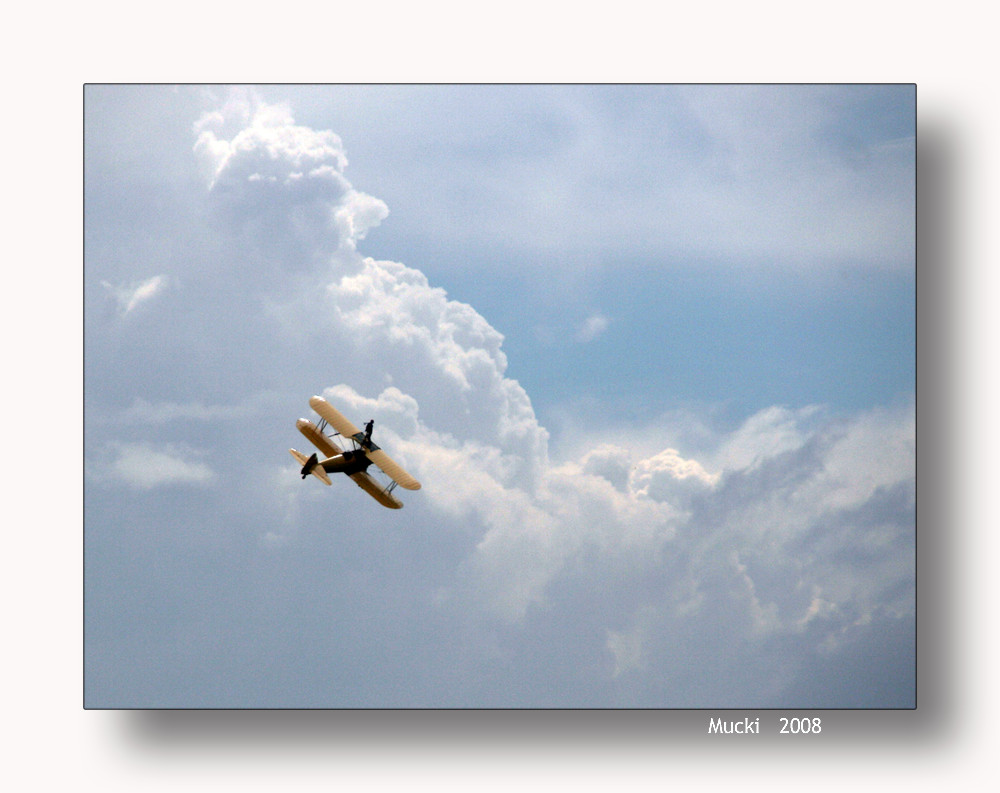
[84,84,915,708]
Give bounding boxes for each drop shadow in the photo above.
[99,91,956,757]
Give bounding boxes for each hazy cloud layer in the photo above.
[88,441,215,489]
[317,83,914,273]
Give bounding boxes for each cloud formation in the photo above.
[575,313,610,342]
[102,274,167,316]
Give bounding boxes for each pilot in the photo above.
[363,419,374,446]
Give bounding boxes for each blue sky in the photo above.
[85,84,915,708]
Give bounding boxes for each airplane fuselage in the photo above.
[319,450,373,477]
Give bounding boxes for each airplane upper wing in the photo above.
[349,471,404,509]
[309,396,361,439]
[296,418,342,458]
[310,395,421,490]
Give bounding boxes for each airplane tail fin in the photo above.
[289,448,332,485]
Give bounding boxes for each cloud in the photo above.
[193,92,347,191]
[111,393,281,425]
[321,256,547,485]
[442,400,914,638]
[629,447,719,502]
[712,404,824,471]
[669,85,915,270]
[607,606,656,678]
[577,443,631,490]
[101,274,167,316]
[89,442,216,490]
[575,313,610,342]
[314,84,913,274]
[192,91,386,283]
[116,398,236,424]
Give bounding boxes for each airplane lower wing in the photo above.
[366,448,421,490]
[297,418,342,458]
[349,471,404,509]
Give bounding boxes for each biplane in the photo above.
[289,395,421,509]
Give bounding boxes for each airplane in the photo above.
[289,395,421,509]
